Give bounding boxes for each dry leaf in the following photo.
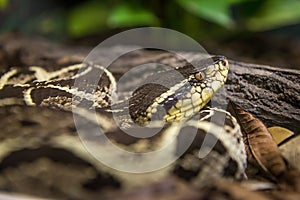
[268,126,294,145]
[279,135,300,172]
[227,101,287,180]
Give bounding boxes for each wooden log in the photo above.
[226,60,299,134]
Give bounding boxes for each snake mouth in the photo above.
[163,91,211,122]
[132,56,229,125]
[141,74,228,124]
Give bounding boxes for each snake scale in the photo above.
[0,51,247,199]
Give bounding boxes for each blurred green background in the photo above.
[1,0,300,68]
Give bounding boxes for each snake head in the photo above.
[203,55,229,80]
[130,56,229,125]
[161,55,229,122]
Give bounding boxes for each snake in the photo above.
[0,52,247,198]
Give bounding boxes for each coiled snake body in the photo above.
[0,53,247,197]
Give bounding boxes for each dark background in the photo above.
[1,0,300,69]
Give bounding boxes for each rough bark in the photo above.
[226,61,299,134]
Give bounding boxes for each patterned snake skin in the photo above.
[0,53,247,198]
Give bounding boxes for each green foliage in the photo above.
[66,0,300,39]
[67,1,109,38]
[1,0,300,40]
[0,0,7,10]
[176,0,234,28]
[244,0,300,31]
[107,4,159,28]
[67,1,159,37]
[38,10,65,37]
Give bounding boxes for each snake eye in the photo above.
[195,71,205,81]
[219,60,228,68]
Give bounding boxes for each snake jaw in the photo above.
[145,56,230,124]
[130,56,229,125]
[165,57,228,122]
